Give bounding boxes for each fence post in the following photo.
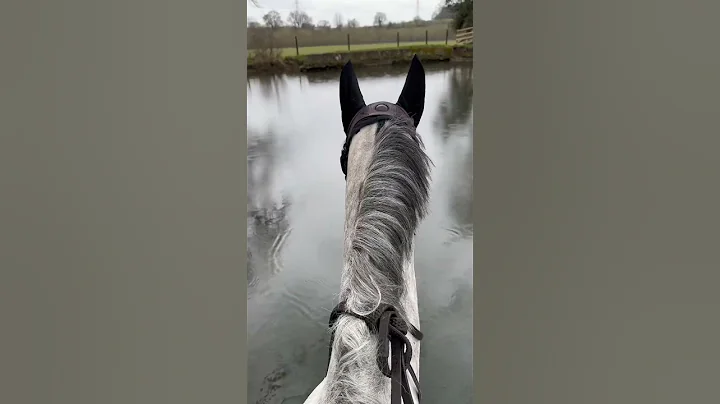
[397,32,400,47]
[295,36,299,56]
[347,33,350,51]
[445,29,449,45]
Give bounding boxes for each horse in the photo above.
[304,55,432,404]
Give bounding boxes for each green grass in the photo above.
[264,41,456,57]
[248,23,454,50]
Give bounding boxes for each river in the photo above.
[247,62,473,404]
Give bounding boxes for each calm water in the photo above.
[247,62,473,404]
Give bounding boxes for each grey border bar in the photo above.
[1,1,248,403]
[475,0,720,403]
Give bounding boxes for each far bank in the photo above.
[248,45,472,74]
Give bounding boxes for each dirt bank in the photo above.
[248,45,472,74]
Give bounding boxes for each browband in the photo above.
[340,102,411,178]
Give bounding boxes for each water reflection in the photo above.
[247,62,474,404]
[247,128,292,291]
[248,73,287,110]
[429,65,474,243]
[447,147,474,238]
[434,66,474,141]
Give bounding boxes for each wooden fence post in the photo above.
[425,30,428,45]
[397,32,399,47]
[347,33,350,51]
[445,29,449,45]
[295,36,299,56]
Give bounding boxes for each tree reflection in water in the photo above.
[247,127,291,291]
[434,64,473,142]
[248,72,288,111]
[432,64,474,242]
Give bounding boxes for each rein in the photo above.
[327,302,424,404]
[331,101,424,404]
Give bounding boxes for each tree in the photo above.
[262,10,283,29]
[317,20,330,28]
[373,12,387,27]
[287,10,313,29]
[334,13,344,29]
[444,0,473,29]
[247,19,261,28]
[347,18,359,28]
[432,4,456,20]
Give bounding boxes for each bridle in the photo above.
[330,101,424,404]
[340,101,415,178]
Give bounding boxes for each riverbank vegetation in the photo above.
[247,0,473,72]
[248,43,472,74]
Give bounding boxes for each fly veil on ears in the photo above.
[338,55,426,178]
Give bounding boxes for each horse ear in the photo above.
[339,60,366,134]
[396,55,425,127]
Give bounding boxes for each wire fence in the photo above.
[284,29,455,56]
[248,24,463,56]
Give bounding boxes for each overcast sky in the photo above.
[247,0,443,27]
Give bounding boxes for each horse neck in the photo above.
[341,122,421,378]
[341,123,419,322]
[306,121,429,404]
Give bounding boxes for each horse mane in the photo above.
[322,114,432,404]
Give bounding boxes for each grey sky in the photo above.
[247,0,444,27]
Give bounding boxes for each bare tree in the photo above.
[334,13,344,29]
[317,20,330,29]
[373,12,387,27]
[347,18,359,28]
[262,10,283,29]
[287,10,312,28]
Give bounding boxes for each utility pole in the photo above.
[416,0,420,19]
[294,0,300,28]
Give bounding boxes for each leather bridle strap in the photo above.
[340,102,413,178]
[327,301,424,404]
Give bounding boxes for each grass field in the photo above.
[276,40,456,57]
[248,22,455,50]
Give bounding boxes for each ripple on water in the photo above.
[281,285,320,324]
[443,224,474,245]
[269,227,293,275]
